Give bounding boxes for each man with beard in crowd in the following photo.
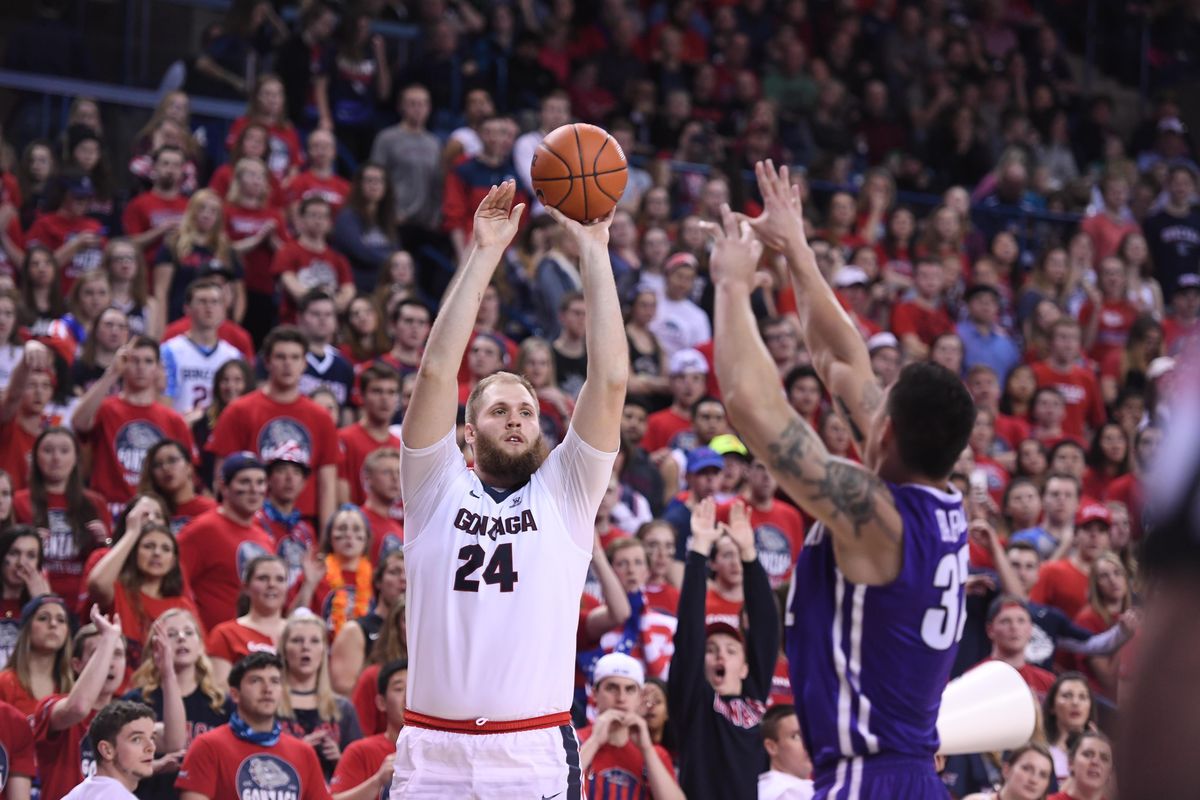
[391,182,626,798]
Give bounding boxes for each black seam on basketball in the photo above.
[593,181,620,204]
[573,125,589,220]
[531,167,626,181]
[592,135,609,174]
[538,142,575,209]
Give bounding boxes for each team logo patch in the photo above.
[0,740,9,791]
[115,421,167,485]
[237,540,272,580]
[379,533,402,559]
[236,754,302,800]
[754,524,793,584]
[0,619,19,671]
[258,418,314,467]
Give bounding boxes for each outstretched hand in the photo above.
[544,205,615,249]
[745,160,807,253]
[726,500,756,560]
[708,203,763,288]
[689,496,722,556]
[472,181,526,250]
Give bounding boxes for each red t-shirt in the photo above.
[351,663,384,735]
[13,489,111,612]
[361,504,404,564]
[176,723,331,800]
[121,191,188,263]
[0,418,38,492]
[1032,361,1105,440]
[177,508,275,631]
[285,171,351,214]
[770,654,794,707]
[1106,473,1143,540]
[24,212,105,291]
[86,396,194,515]
[161,317,256,361]
[704,590,743,627]
[1080,213,1139,262]
[718,499,806,590]
[205,620,277,664]
[255,511,317,591]
[1030,558,1090,620]
[270,242,353,323]
[1080,298,1138,365]
[641,407,692,453]
[337,423,400,507]
[206,389,339,519]
[576,725,675,798]
[170,495,218,535]
[208,164,287,209]
[1163,314,1200,354]
[224,202,290,295]
[890,300,955,348]
[31,695,96,800]
[0,699,37,793]
[0,672,38,718]
[994,413,1031,450]
[330,732,393,794]
[644,582,680,616]
[224,117,304,181]
[111,584,201,666]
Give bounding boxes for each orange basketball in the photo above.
[530,123,628,222]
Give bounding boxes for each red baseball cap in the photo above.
[1076,502,1112,528]
[705,620,744,643]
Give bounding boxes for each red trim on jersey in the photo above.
[403,709,571,734]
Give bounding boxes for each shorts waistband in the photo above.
[404,709,572,734]
[814,753,937,789]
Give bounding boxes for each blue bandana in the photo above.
[229,710,281,747]
[261,500,302,531]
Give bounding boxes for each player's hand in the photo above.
[472,181,525,251]
[374,754,396,787]
[708,203,762,289]
[21,339,52,374]
[689,496,721,556]
[726,500,756,561]
[543,205,615,250]
[745,160,807,254]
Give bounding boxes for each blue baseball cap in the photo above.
[686,447,725,474]
[222,451,266,484]
[19,594,67,627]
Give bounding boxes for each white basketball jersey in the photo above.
[160,335,243,414]
[402,426,614,720]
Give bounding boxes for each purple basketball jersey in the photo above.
[785,482,968,778]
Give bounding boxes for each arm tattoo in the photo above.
[802,460,887,539]
[766,418,816,479]
[861,381,883,415]
[835,396,866,445]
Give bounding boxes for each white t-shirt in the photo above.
[62,775,138,800]
[758,769,815,800]
[649,297,711,358]
[0,343,20,392]
[449,127,482,160]
[401,425,615,720]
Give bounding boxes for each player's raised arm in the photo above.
[747,160,881,449]
[544,206,628,451]
[711,206,903,586]
[402,182,525,449]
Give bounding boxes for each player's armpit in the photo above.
[819,359,882,449]
[765,417,903,585]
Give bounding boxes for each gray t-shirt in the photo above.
[369,125,443,228]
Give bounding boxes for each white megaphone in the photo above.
[936,661,1037,756]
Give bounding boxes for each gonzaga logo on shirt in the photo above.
[237,540,272,580]
[116,421,167,485]
[258,419,313,467]
[236,754,301,800]
[754,523,794,586]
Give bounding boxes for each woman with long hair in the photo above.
[126,608,228,793]
[329,550,405,695]
[1082,422,1131,500]
[999,364,1038,423]
[636,521,680,603]
[961,742,1055,800]
[293,506,373,637]
[207,122,285,207]
[328,10,391,159]
[0,526,50,669]
[205,554,287,689]
[640,676,679,761]
[139,439,216,532]
[1041,672,1096,785]
[1073,553,1132,697]
[516,336,574,449]
[338,294,390,366]
[0,594,72,714]
[1013,438,1050,485]
[373,250,434,315]
[330,162,397,291]
[18,246,67,338]
[58,268,111,349]
[130,91,202,193]
[192,359,254,491]
[1119,231,1163,319]
[1016,247,1069,330]
[102,237,160,339]
[86,496,199,665]
[624,290,670,409]
[350,600,406,735]
[1100,314,1162,406]
[1047,731,1112,800]
[62,124,118,232]
[153,188,243,327]
[223,157,288,342]
[12,427,110,608]
[17,140,56,229]
[277,612,363,778]
[226,74,302,182]
[70,306,130,395]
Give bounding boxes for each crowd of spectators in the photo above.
[0,0,1198,798]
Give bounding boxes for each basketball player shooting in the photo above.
[709,162,977,799]
[391,181,627,798]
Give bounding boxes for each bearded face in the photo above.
[472,424,548,486]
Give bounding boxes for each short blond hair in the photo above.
[464,371,539,425]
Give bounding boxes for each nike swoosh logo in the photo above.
[469,490,481,498]
[541,794,562,800]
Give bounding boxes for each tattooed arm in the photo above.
[711,206,904,586]
[745,161,881,449]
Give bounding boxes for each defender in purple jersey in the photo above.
[709,161,977,799]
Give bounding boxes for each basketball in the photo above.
[530,123,628,222]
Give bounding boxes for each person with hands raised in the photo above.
[0,339,56,491]
[715,160,978,798]
[577,652,683,800]
[668,496,779,800]
[32,606,129,800]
